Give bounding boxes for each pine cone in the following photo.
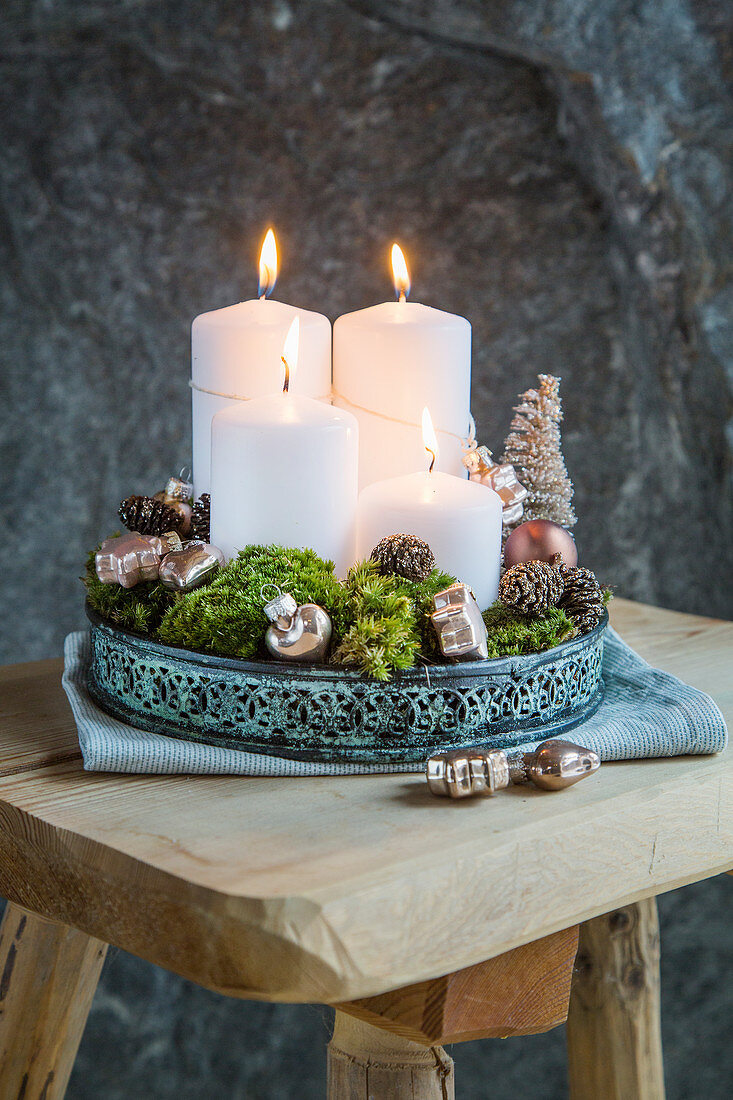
[558,564,605,634]
[571,605,605,634]
[190,493,210,542]
[118,495,185,537]
[371,533,436,583]
[499,559,564,614]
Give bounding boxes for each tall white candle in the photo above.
[210,320,359,577]
[191,230,331,497]
[333,244,471,489]
[355,410,502,610]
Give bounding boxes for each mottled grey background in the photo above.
[1,0,731,1096]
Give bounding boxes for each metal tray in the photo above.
[86,605,606,764]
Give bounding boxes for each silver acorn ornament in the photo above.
[262,586,332,664]
[523,739,600,790]
[426,739,600,799]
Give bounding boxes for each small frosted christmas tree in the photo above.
[502,374,577,529]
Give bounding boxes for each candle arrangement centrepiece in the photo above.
[84,234,610,764]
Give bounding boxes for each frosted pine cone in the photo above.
[190,493,211,542]
[118,495,185,537]
[571,605,605,633]
[371,534,436,583]
[558,563,605,633]
[499,559,564,614]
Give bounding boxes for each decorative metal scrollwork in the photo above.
[86,607,606,764]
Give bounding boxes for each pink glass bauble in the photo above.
[503,520,577,568]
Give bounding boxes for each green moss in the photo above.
[83,543,174,634]
[332,560,456,680]
[157,545,345,660]
[84,537,588,678]
[482,602,576,658]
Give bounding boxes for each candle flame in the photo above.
[258,228,278,298]
[391,243,411,302]
[422,406,438,473]
[281,316,299,393]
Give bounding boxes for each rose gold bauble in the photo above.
[503,520,578,568]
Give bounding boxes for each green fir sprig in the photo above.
[332,560,455,680]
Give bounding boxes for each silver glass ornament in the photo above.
[426,747,510,799]
[263,592,332,664]
[262,589,299,623]
[431,583,488,661]
[165,474,194,501]
[95,533,167,588]
[158,541,224,592]
[524,739,601,790]
[164,499,192,535]
[160,531,184,553]
[462,445,528,526]
[426,739,600,799]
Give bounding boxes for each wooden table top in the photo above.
[0,599,730,1004]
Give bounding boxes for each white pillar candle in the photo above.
[210,320,359,577]
[333,245,471,489]
[355,410,502,610]
[191,230,331,497]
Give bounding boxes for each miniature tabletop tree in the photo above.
[502,374,577,530]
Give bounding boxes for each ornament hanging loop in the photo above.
[261,584,298,625]
[463,414,479,455]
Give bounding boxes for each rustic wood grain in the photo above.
[567,899,665,1100]
[0,600,728,1003]
[327,1011,454,1100]
[335,925,579,1044]
[0,658,81,776]
[0,901,107,1100]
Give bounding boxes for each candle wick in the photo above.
[281,355,290,393]
[427,448,436,474]
[398,290,406,303]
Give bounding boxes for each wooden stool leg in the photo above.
[567,898,665,1100]
[327,1009,454,1100]
[0,901,108,1100]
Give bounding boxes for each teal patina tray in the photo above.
[86,605,606,764]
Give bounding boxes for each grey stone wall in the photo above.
[1,0,731,1096]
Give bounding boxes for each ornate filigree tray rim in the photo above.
[85,604,607,682]
[85,604,607,763]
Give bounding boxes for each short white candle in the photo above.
[210,319,358,577]
[355,410,502,610]
[333,244,471,489]
[191,230,331,497]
